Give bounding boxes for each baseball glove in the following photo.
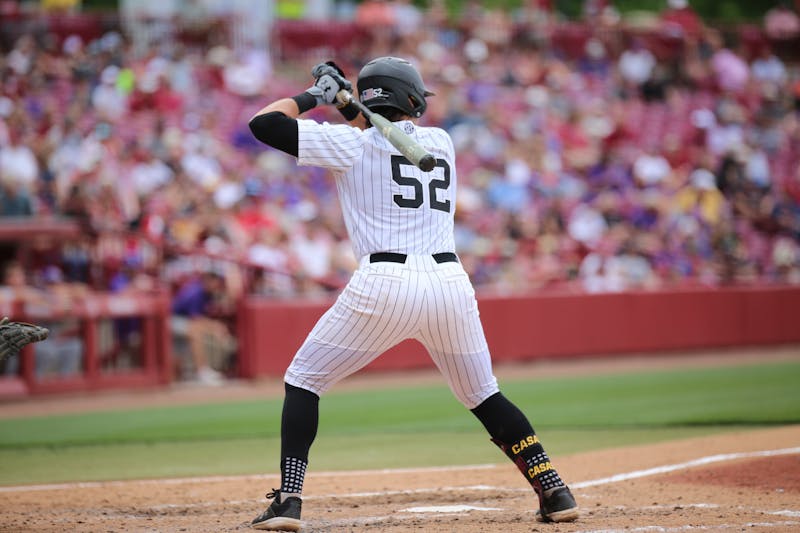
[0,317,49,362]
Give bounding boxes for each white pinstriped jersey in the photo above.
[296,119,456,260]
[285,116,499,409]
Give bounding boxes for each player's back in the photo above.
[296,118,458,260]
[336,121,457,259]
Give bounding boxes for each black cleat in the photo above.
[251,489,302,531]
[535,486,579,523]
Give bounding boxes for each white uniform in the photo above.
[284,119,499,408]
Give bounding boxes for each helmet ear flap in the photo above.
[408,94,423,117]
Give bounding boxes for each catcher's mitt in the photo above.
[0,317,49,362]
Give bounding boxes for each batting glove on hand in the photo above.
[0,317,49,362]
[307,61,352,106]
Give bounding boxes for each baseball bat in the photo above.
[336,90,436,172]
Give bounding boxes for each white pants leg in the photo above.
[285,255,499,408]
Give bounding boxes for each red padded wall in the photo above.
[238,286,800,378]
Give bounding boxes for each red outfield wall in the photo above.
[237,285,800,378]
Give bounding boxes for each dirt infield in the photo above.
[1,347,799,532]
[1,425,798,532]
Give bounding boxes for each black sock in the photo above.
[471,392,565,492]
[279,383,319,495]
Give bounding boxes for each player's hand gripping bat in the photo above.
[336,90,437,172]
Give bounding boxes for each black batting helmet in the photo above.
[357,57,434,118]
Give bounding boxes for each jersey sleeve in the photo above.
[440,127,457,163]
[296,119,364,171]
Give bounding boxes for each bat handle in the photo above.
[335,90,354,107]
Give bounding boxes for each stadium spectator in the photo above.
[579,246,659,293]
[617,37,657,95]
[582,0,610,20]
[354,0,397,53]
[0,127,39,198]
[764,1,800,40]
[91,65,129,122]
[703,99,747,158]
[170,270,237,385]
[660,0,704,38]
[221,46,272,98]
[709,31,750,94]
[0,176,34,216]
[354,0,396,29]
[750,45,788,86]
[632,145,672,188]
[247,224,296,297]
[288,217,339,295]
[676,164,729,226]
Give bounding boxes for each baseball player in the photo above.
[247,57,578,531]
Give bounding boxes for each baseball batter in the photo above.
[247,57,579,530]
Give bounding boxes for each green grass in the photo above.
[0,427,740,486]
[0,360,798,485]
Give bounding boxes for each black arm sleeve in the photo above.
[248,112,298,157]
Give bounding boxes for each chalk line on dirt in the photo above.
[571,446,800,489]
[1,446,798,495]
[578,523,800,532]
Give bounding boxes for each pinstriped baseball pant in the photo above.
[284,254,500,408]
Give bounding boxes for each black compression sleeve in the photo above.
[281,383,319,462]
[248,112,298,157]
[471,392,535,444]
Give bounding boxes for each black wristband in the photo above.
[337,102,360,121]
[292,92,317,114]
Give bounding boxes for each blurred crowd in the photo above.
[1,0,799,311]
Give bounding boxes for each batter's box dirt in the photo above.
[664,454,800,493]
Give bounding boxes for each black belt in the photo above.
[370,252,458,264]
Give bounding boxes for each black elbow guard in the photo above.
[249,112,298,157]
